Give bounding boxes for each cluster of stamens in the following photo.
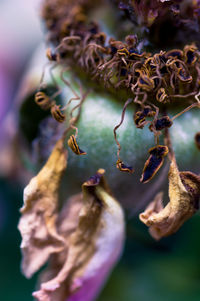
[34,0,200,185]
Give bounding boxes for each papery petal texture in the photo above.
[140,159,200,240]
[33,169,125,301]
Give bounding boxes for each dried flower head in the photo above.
[19,154,125,300]
[18,0,200,299]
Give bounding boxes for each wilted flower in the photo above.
[18,140,125,300]
[17,0,200,299]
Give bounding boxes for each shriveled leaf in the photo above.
[139,159,200,240]
[18,138,67,278]
[33,169,125,301]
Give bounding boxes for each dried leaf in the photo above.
[33,169,125,301]
[139,159,200,240]
[18,138,67,278]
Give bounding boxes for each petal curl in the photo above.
[140,159,200,240]
[33,169,125,301]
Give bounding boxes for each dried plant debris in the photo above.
[40,0,200,106]
[36,0,200,179]
[18,139,67,278]
[31,169,125,301]
[140,159,200,240]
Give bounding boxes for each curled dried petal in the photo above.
[18,139,67,278]
[140,159,200,240]
[33,169,125,301]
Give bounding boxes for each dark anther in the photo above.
[150,116,173,131]
[140,145,169,183]
[116,159,134,173]
[67,135,87,155]
[156,88,169,103]
[165,49,183,60]
[137,72,155,91]
[184,44,197,65]
[51,105,66,123]
[177,68,192,83]
[134,106,155,129]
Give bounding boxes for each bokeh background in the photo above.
[1,1,200,301]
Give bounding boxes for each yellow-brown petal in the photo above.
[139,159,199,240]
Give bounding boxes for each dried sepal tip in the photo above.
[18,138,67,278]
[68,134,87,155]
[140,145,169,183]
[140,159,200,240]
